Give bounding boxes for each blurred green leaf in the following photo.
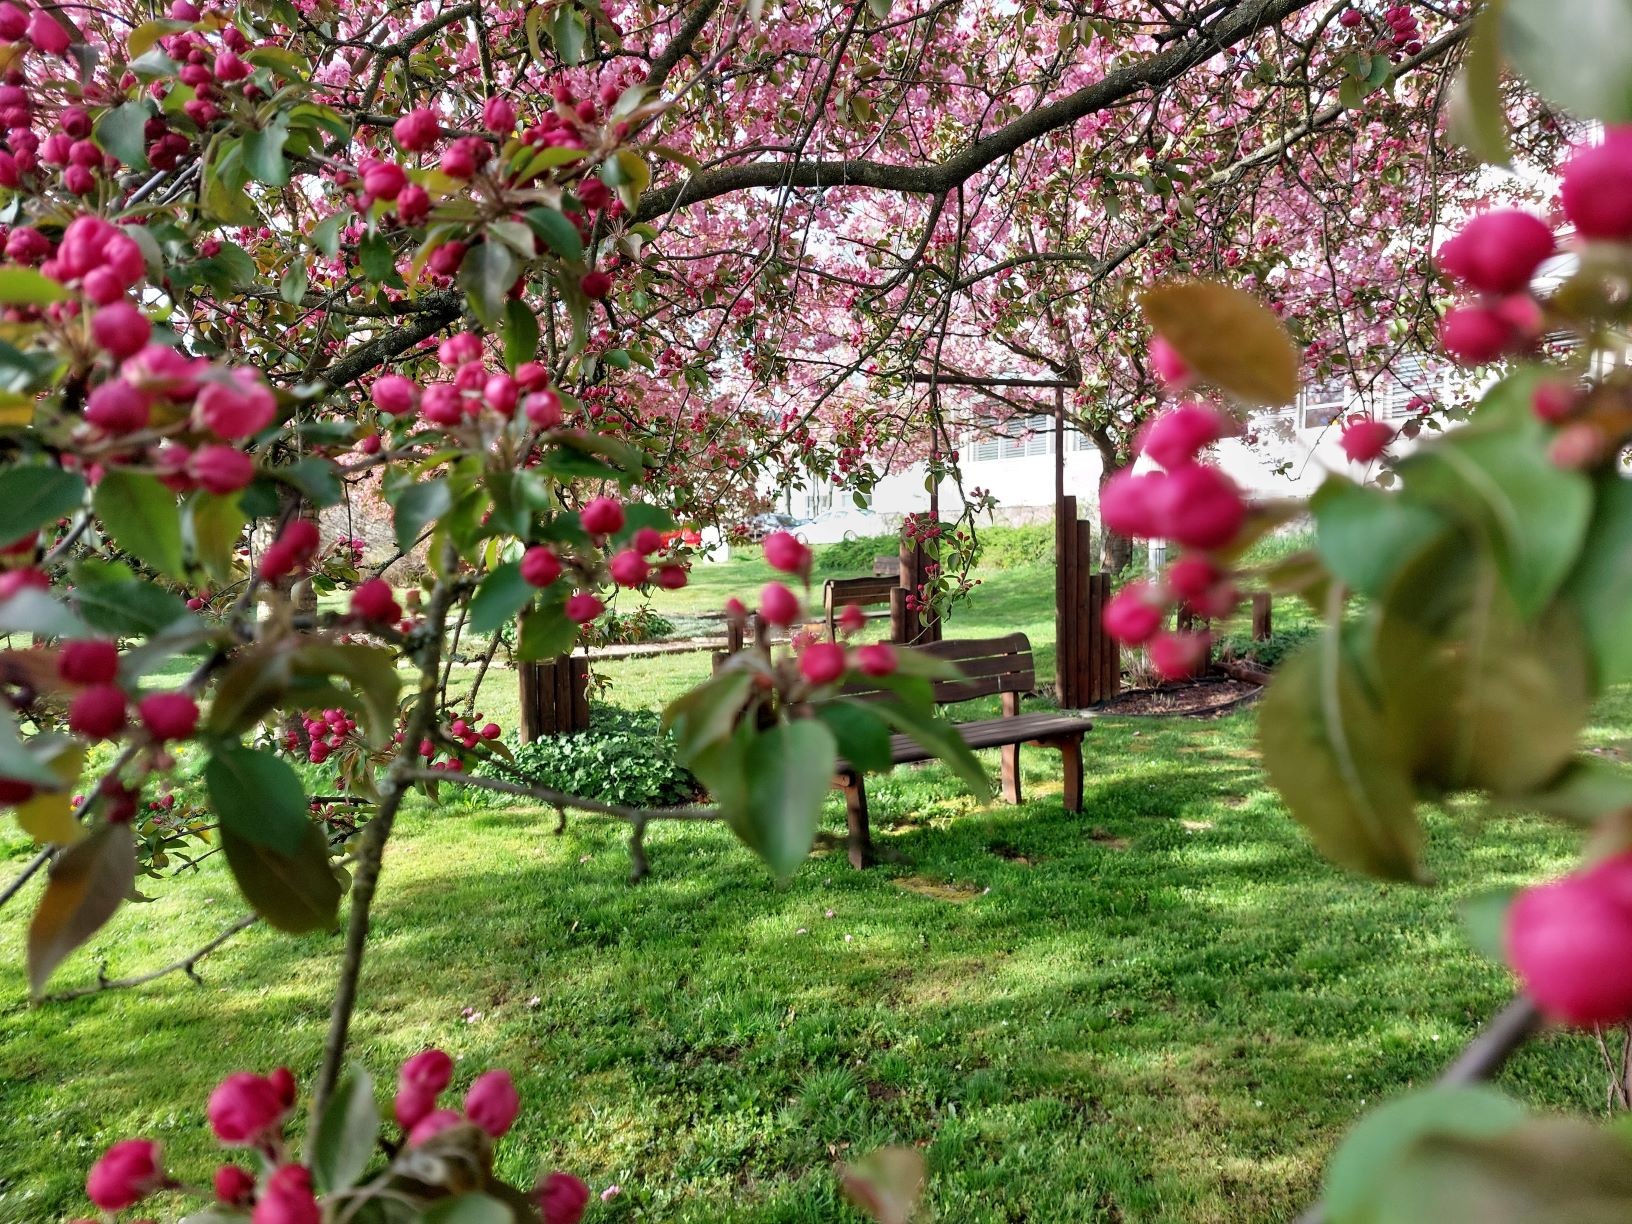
[310,1066,378,1194]
[93,469,186,580]
[468,562,534,634]
[0,466,83,544]
[1503,0,1632,122]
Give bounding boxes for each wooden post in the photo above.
[1251,592,1273,641]
[888,587,906,643]
[517,655,590,742]
[1056,494,1075,705]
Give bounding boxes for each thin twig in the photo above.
[398,767,719,824]
[41,914,260,1003]
[0,848,52,909]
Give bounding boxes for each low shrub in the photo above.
[490,722,700,809]
[814,534,899,575]
[974,522,1057,569]
[1216,624,1318,670]
[584,604,676,647]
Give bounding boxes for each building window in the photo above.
[964,413,1055,462]
[1297,376,1348,429]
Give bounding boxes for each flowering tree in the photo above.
[0,0,1628,1218]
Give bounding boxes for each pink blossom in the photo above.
[465,1069,521,1137]
[1508,853,1632,1026]
[86,1139,163,1211]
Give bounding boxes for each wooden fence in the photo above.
[517,655,590,741]
[1056,495,1119,708]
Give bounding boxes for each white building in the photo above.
[789,353,1462,526]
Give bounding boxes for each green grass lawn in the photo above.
[0,556,1622,1223]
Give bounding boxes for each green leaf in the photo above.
[242,113,291,186]
[93,101,151,169]
[1561,472,1632,687]
[93,469,186,580]
[289,643,402,748]
[0,466,84,545]
[820,699,894,774]
[664,667,753,758]
[0,589,90,638]
[549,6,588,64]
[187,492,246,584]
[221,819,340,934]
[502,299,540,371]
[1460,888,1516,963]
[201,140,258,225]
[206,744,310,857]
[517,603,579,661]
[1505,755,1632,824]
[1448,1,1512,164]
[468,562,535,634]
[72,579,189,638]
[422,1195,511,1224]
[358,231,398,283]
[731,719,835,879]
[1311,477,1445,599]
[1323,1085,1527,1222]
[26,822,135,995]
[872,698,990,799]
[1257,631,1424,881]
[1503,0,1632,123]
[1398,384,1593,620]
[311,213,345,258]
[0,266,68,306]
[277,457,343,508]
[310,1066,379,1194]
[279,261,309,305]
[458,241,520,331]
[392,479,452,553]
[0,712,72,789]
[525,207,584,261]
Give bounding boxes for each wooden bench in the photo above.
[822,574,906,642]
[833,633,1093,867]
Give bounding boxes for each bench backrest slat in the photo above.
[844,632,1035,706]
[823,575,899,608]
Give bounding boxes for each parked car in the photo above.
[735,512,802,543]
[795,507,883,544]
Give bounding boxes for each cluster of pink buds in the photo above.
[1435,208,1554,367]
[148,3,273,134]
[1379,4,1422,53]
[1098,398,1249,680]
[794,636,899,686]
[288,708,357,765]
[79,1058,593,1223]
[513,495,688,626]
[373,337,569,430]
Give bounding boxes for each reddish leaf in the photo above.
[26,821,135,995]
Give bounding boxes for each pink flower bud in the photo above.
[608,549,650,586]
[1532,380,1579,423]
[855,642,898,677]
[440,140,478,179]
[799,640,847,685]
[0,2,27,40]
[632,527,663,555]
[208,1071,290,1146]
[254,1164,319,1224]
[465,1068,521,1137]
[759,581,801,627]
[1148,630,1209,680]
[525,389,563,427]
[86,1139,163,1211]
[350,578,400,622]
[1148,334,1192,390]
[484,373,519,416]
[394,1083,438,1131]
[26,8,71,54]
[392,107,442,153]
[84,380,151,433]
[1153,464,1245,550]
[189,443,254,494]
[1103,583,1164,645]
[196,375,276,439]
[1435,209,1555,294]
[407,1109,464,1147]
[521,546,562,587]
[1339,417,1393,464]
[1438,305,1516,366]
[565,592,604,623]
[1137,402,1231,470]
[58,638,120,685]
[91,302,151,360]
[482,95,518,133]
[68,683,127,740]
[1099,469,1165,540]
[361,160,407,201]
[1549,422,1605,470]
[1508,852,1632,1026]
[1561,132,1632,241]
[655,564,687,590]
[137,691,199,742]
[579,496,624,535]
[399,1047,454,1093]
[538,1171,591,1224]
[580,270,612,299]
[763,530,812,575]
[214,1163,255,1206]
[396,183,430,224]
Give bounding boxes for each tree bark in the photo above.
[1092,436,1132,574]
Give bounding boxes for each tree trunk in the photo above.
[1092,435,1133,574]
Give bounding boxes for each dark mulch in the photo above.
[1088,675,1263,718]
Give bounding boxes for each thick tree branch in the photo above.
[634,0,1318,221]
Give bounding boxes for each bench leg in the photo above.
[1000,743,1022,805]
[1060,736,1084,813]
[842,774,874,868]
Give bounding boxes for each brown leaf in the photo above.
[839,1147,926,1224]
[1140,281,1302,406]
[27,821,135,995]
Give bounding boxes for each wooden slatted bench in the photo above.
[822,574,905,641]
[833,633,1093,867]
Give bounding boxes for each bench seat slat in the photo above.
[836,711,1093,772]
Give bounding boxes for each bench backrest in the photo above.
[823,574,906,641]
[844,632,1036,709]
